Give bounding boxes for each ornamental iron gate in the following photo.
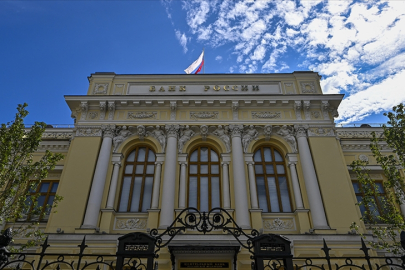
[0,208,404,270]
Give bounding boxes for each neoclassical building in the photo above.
[9,72,400,270]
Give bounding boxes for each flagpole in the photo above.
[203,48,205,74]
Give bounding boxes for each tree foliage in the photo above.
[351,103,405,254]
[0,104,64,250]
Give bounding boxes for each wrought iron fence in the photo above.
[1,208,405,270]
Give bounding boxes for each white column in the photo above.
[82,125,115,228]
[151,161,163,209]
[159,125,179,228]
[247,162,259,209]
[106,162,121,209]
[229,125,251,228]
[295,125,329,229]
[178,162,187,209]
[286,154,304,210]
[221,161,231,209]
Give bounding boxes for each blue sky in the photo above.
[1,0,405,126]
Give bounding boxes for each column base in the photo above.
[75,227,97,234]
[313,228,336,234]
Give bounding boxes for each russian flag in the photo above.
[184,51,204,74]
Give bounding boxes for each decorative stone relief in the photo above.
[294,124,309,138]
[229,124,244,138]
[101,124,116,138]
[200,125,209,141]
[336,131,384,139]
[232,101,239,120]
[178,126,196,153]
[137,125,146,140]
[358,154,369,162]
[311,111,321,119]
[170,101,177,120]
[264,218,295,231]
[190,111,219,120]
[300,82,316,93]
[213,125,231,153]
[80,102,88,121]
[127,112,157,119]
[115,218,147,230]
[108,101,115,120]
[147,126,166,152]
[242,125,259,153]
[251,112,281,119]
[88,112,98,119]
[93,83,108,94]
[307,127,335,137]
[113,126,132,153]
[277,125,297,153]
[303,101,311,120]
[329,106,339,118]
[321,101,330,120]
[71,107,80,120]
[99,101,106,120]
[75,126,102,137]
[42,132,73,140]
[263,125,272,141]
[294,101,302,120]
[166,124,180,138]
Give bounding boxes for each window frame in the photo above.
[352,179,387,223]
[253,146,292,213]
[118,145,156,213]
[187,145,221,211]
[26,180,59,221]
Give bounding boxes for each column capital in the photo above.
[229,124,244,138]
[165,124,180,138]
[179,161,187,166]
[246,161,255,166]
[155,161,163,166]
[221,161,230,166]
[112,161,121,167]
[288,161,297,166]
[101,124,116,139]
[294,124,309,138]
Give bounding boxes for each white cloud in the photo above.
[185,0,211,31]
[251,45,266,61]
[175,30,188,53]
[215,55,222,62]
[173,0,405,123]
[337,69,405,123]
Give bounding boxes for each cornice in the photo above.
[88,72,321,82]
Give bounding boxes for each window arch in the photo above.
[118,146,156,212]
[188,146,221,211]
[254,146,292,212]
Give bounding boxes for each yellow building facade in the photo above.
[10,72,399,270]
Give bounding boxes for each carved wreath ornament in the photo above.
[115,218,147,230]
[264,218,294,231]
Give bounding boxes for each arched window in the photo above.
[118,146,156,212]
[254,146,292,212]
[188,146,221,211]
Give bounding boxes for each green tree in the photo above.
[351,103,405,254]
[0,104,64,250]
